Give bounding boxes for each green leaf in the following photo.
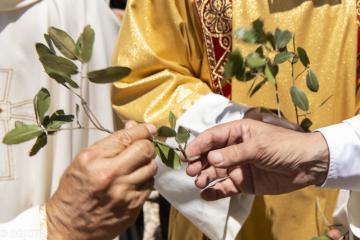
[44,34,56,54]
[157,126,177,138]
[36,43,54,57]
[40,54,78,76]
[306,69,319,92]
[48,27,77,60]
[246,52,266,68]
[76,25,95,63]
[34,88,51,123]
[297,47,310,67]
[250,79,267,97]
[29,133,47,156]
[290,86,309,111]
[47,110,74,130]
[169,112,176,129]
[15,121,25,127]
[265,64,276,85]
[275,29,293,50]
[3,124,43,145]
[266,32,276,50]
[300,118,313,132]
[273,51,293,64]
[155,142,181,169]
[224,50,244,81]
[252,19,266,43]
[176,126,190,144]
[48,72,79,89]
[87,66,131,84]
[235,27,257,44]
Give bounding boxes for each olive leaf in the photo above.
[76,25,95,63]
[44,34,56,54]
[265,64,276,85]
[252,18,267,44]
[87,66,131,84]
[297,47,310,67]
[157,126,177,138]
[235,27,258,44]
[176,126,190,144]
[224,50,244,81]
[290,86,309,111]
[306,69,319,92]
[155,142,181,170]
[275,29,293,50]
[246,52,266,68]
[40,54,78,76]
[47,110,74,131]
[29,133,48,156]
[48,72,79,89]
[48,27,77,60]
[250,79,268,97]
[34,88,50,123]
[169,112,176,129]
[300,118,313,132]
[273,51,293,64]
[36,43,54,57]
[3,124,43,145]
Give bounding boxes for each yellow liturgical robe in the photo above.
[112,0,359,239]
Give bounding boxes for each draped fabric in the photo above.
[112,0,358,239]
[0,0,119,222]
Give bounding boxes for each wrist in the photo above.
[305,132,330,186]
[46,198,71,239]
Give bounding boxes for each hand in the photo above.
[46,122,157,240]
[185,119,330,200]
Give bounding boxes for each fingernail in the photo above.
[210,152,224,166]
[188,155,201,162]
[146,124,157,135]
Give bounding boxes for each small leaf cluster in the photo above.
[2,25,132,156]
[3,88,73,156]
[154,112,191,169]
[225,19,325,131]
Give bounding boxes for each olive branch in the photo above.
[1,25,190,168]
[224,19,332,131]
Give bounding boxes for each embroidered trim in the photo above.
[195,0,233,97]
[40,204,48,240]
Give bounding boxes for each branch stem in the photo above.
[292,36,300,125]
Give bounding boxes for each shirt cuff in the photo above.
[318,116,360,191]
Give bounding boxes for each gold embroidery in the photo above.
[195,0,232,95]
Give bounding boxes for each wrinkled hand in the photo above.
[46,122,157,240]
[185,119,329,201]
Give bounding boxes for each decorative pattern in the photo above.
[195,0,233,98]
[0,69,35,180]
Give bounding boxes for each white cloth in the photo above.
[0,207,41,240]
[318,115,360,238]
[0,0,40,11]
[155,93,254,240]
[0,0,119,223]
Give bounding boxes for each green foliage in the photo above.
[227,19,328,131]
[34,88,50,122]
[30,133,47,156]
[87,66,131,84]
[158,126,177,138]
[154,141,181,169]
[290,86,309,111]
[48,27,77,60]
[311,235,330,240]
[176,126,191,144]
[76,25,95,63]
[300,118,313,132]
[3,124,43,145]
[169,112,176,129]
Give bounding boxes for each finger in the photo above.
[185,121,244,161]
[207,142,255,168]
[200,178,240,201]
[186,157,208,177]
[196,166,227,189]
[93,124,157,158]
[124,160,158,185]
[125,120,138,129]
[113,139,155,175]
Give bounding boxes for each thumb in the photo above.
[207,143,255,168]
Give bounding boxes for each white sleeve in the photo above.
[317,115,360,191]
[154,93,254,240]
[0,206,46,240]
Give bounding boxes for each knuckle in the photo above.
[114,130,133,147]
[133,140,155,159]
[76,149,95,166]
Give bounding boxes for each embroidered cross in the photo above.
[0,69,35,180]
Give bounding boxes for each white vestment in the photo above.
[0,0,119,224]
